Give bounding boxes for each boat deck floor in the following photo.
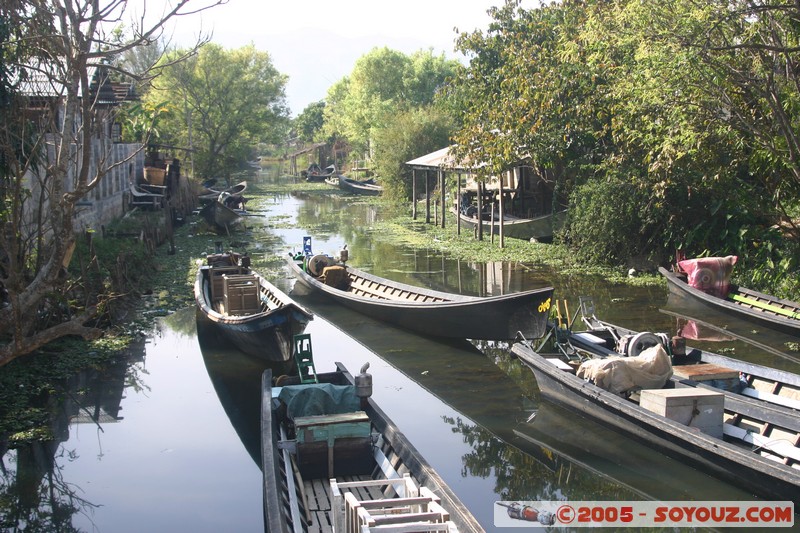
[304,475,383,533]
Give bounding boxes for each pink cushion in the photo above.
[678,256,737,298]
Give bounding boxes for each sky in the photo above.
[165,0,537,116]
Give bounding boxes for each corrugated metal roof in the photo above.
[16,62,133,105]
[406,145,473,170]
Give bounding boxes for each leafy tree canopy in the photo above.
[148,43,290,178]
[323,47,460,155]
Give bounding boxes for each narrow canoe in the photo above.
[660,266,800,337]
[452,207,567,242]
[261,361,483,532]
[338,176,382,196]
[287,252,554,341]
[194,253,313,362]
[199,195,246,232]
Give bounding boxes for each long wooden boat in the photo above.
[660,266,800,337]
[287,246,554,340]
[338,176,383,196]
[261,358,483,533]
[194,252,313,362]
[511,299,800,504]
[453,207,567,242]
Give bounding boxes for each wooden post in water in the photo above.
[498,170,506,249]
[425,170,431,224]
[412,169,417,220]
[476,181,483,240]
[439,168,446,229]
[456,172,461,236]
[490,201,495,244]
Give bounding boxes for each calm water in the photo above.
[3,170,800,532]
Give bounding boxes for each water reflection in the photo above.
[0,337,146,531]
[196,316,269,469]
[513,402,759,502]
[662,292,800,368]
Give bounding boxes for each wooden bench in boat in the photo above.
[674,363,800,410]
[673,363,739,382]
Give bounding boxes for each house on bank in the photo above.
[406,146,568,243]
[17,61,147,234]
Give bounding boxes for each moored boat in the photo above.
[261,349,483,532]
[194,251,313,362]
[198,180,247,204]
[305,163,338,182]
[452,207,567,242]
[338,176,382,196]
[511,298,800,504]
[286,238,554,341]
[199,192,247,232]
[660,263,800,337]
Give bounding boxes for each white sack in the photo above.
[576,344,673,395]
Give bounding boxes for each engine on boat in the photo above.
[306,254,332,276]
[616,331,671,357]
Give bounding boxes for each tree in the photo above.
[148,43,289,178]
[295,100,325,142]
[0,0,223,367]
[323,47,459,157]
[372,106,454,200]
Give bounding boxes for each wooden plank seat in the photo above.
[672,363,740,382]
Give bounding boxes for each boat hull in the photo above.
[512,341,800,504]
[199,200,244,230]
[660,267,800,337]
[338,177,382,196]
[194,266,313,362]
[288,256,554,340]
[454,208,567,241]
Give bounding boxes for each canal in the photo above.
[2,169,799,532]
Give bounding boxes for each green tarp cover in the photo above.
[277,383,360,419]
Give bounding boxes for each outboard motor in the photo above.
[339,244,349,264]
[355,363,373,409]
